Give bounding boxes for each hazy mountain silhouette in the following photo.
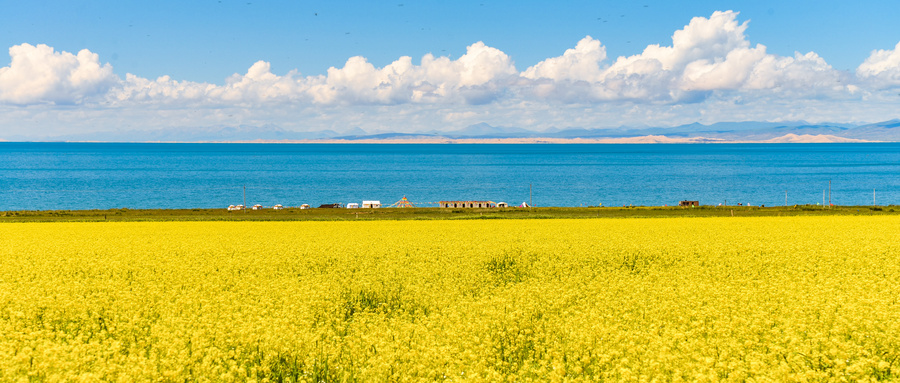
[15,119,900,142]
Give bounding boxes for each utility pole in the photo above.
[828,180,831,207]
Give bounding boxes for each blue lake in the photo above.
[1,142,898,210]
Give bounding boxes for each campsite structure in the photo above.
[389,196,416,208]
[439,201,496,208]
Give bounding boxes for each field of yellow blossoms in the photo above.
[2,217,899,382]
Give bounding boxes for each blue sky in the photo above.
[1,0,899,138]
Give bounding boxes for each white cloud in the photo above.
[453,41,519,86]
[0,43,117,104]
[113,74,212,103]
[106,41,518,107]
[680,45,767,91]
[587,9,753,99]
[523,36,606,82]
[111,61,301,105]
[745,51,845,91]
[610,10,750,75]
[857,41,900,87]
[214,61,304,103]
[522,11,850,102]
[306,55,419,105]
[306,41,517,105]
[3,11,899,137]
[0,13,861,109]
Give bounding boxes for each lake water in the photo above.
[1,142,898,210]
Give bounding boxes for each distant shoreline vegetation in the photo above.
[1,205,896,222]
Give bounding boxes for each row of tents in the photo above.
[227,196,418,211]
[227,204,283,211]
[227,197,532,211]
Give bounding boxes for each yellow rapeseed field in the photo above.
[1,217,899,382]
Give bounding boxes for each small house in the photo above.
[252,204,263,210]
[300,204,310,210]
[228,204,245,211]
[346,203,360,209]
[362,200,381,208]
[679,200,699,207]
[318,203,342,209]
[273,204,284,210]
[497,202,508,208]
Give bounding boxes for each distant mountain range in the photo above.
[13,119,900,142]
[333,119,900,142]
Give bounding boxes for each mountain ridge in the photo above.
[6,119,900,143]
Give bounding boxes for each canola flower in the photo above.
[1,217,899,382]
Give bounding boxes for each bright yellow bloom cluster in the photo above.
[1,217,899,381]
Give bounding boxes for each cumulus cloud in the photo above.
[305,41,517,105]
[113,74,212,104]
[107,41,518,107]
[520,11,851,103]
[112,61,302,105]
[215,61,301,102]
[857,41,900,87]
[523,36,606,82]
[0,43,117,105]
[0,11,882,113]
[612,10,751,75]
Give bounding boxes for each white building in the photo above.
[362,200,381,208]
[252,204,263,210]
[300,204,310,209]
[228,205,245,211]
[346,203,360,209]
[273,204,284,210]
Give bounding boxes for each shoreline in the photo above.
[2,205,895,222]
[1,134,882,144]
